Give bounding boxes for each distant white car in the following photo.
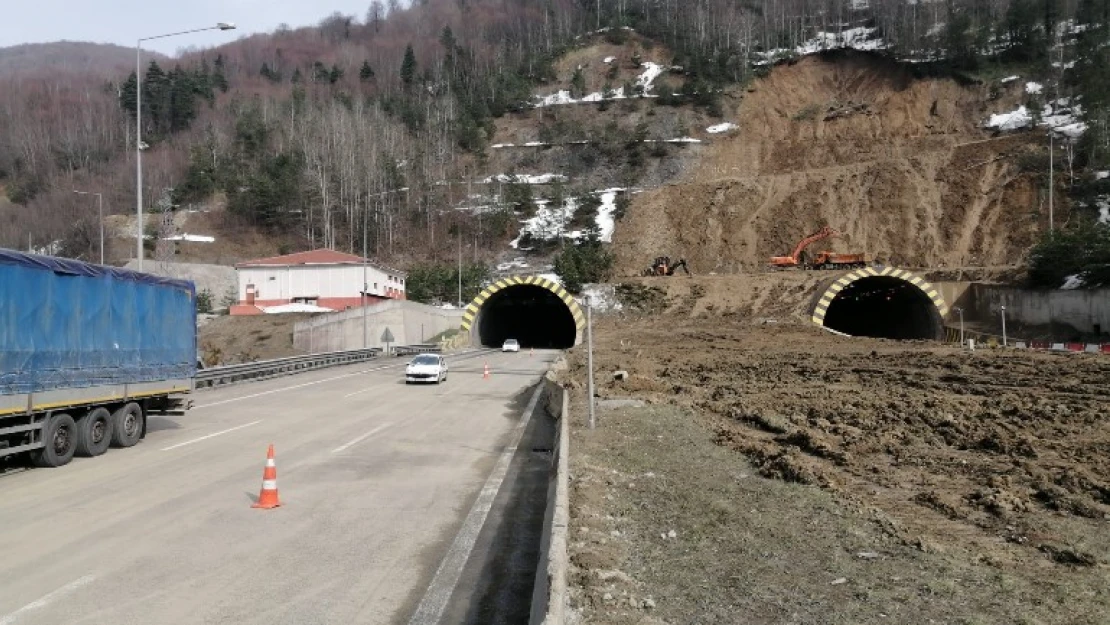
[405,354,448,384]
[502,339,520,352]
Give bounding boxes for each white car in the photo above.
[405,354,448,384]
[502,339,520,352]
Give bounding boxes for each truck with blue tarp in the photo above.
[0,249,197,467]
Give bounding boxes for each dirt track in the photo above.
[563,308,1110,623]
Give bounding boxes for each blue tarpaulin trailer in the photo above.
[0,249,197,467]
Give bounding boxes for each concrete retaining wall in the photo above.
[531,367,569,625]
[936,282,1110,335]
[124,259,236,304]
[292,300,463,352]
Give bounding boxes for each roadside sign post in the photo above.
[381,327,395,356]
[1000,305,1008,347]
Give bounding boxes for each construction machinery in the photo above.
[769,226,869,270]
[643,256,690,276]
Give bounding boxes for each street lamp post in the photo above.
[136,22,236,271]
[73,190,104,264]
[954,306,964,347]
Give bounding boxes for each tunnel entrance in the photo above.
[476,285,577,348]
[821,276,944,340]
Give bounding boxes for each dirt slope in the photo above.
[615,51,1051,276]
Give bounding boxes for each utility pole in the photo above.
[587,296,596,429]
[362,196,369,349]
[954,306,965,346]
[136,23,236,272]
[457,230,463,308]
[1049,129,1054,232]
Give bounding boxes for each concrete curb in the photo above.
[529,369,570,625]
[543,389,570,625]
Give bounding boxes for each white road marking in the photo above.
[160,420,263,451]
[406,382,545,625]
[332,422,394,454]
[0,575,95,625]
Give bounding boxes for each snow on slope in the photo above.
[533,62,665,108]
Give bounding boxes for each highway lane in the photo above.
[0,348,558,625]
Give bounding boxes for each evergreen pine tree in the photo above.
[212,54,229,92]
[359,60,375,81]
[400,44,417,86]
[119,71,138,114]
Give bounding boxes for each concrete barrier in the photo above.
[530,365,570,625]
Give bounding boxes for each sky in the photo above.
[0,0,382,56]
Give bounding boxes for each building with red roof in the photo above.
[230,249,407,315]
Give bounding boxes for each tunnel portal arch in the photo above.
[811,267,949,340]
[461,276,586,348]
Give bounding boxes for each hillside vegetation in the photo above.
[0,0,1107,282]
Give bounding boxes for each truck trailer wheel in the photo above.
[110,403,144,448]
[76,407,112,457]
[31,413,78,468]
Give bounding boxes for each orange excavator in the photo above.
[769,226,869,270]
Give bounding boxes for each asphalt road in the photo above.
[0,348,558,625]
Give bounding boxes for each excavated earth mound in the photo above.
[615,51,1051,276]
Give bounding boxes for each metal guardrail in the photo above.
[195,344,443,388]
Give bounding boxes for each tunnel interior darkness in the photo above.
[822,277,943,340]
[476,285,577,348]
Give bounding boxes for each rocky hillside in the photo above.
[613,51,1055,276]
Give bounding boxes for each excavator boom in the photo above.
[789,226,838,263]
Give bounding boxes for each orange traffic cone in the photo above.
[483,363,490,379]
[252,444,281,509]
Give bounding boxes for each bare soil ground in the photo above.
[613,51,1055,276]
[561,311,1110,624]
[198,314,315,365]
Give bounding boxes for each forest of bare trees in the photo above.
[0,0,1106,264]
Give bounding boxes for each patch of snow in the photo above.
[1095,171,1109,180]
[1060,274,1085,290]
[1042,99,1088,138]
[262,303,334,314]
[1052,60,1077,70]
[603,56,615,64]
[533,62,664,108]
[1000,75,1020,84]
[489,143,514,148]
[510,196,579,249]
[534,90,576,107]
[635,62,664,94]
[436,303,457,310]
[1025,81,1043,95]
[663,137,702,144]
[1098,197,1110,224]
[596,189,623,242]
[30,241,62,256]
[483,173,566,184]
[797,26,887,55]
[706,122,739,134]
[535,272,562,285]
[984,106,1032,131]
[162,233,215,243]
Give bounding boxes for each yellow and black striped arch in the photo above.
[811,267,948,327]
[460,275,586,338]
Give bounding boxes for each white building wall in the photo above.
[239,264,407,301]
